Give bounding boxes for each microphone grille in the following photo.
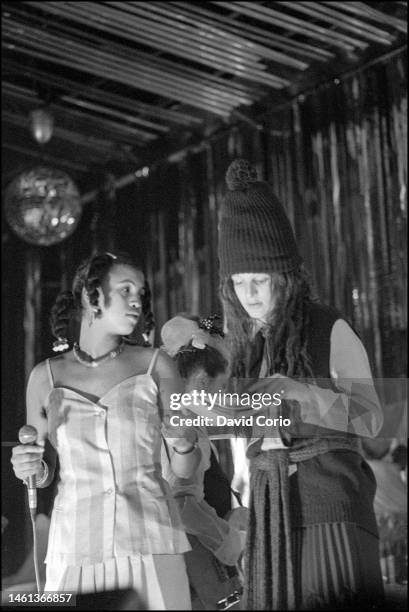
[18,425,38,444]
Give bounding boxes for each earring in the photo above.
[87,307,99,327]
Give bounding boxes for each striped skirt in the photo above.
[45,554,191,610]
[293,522,385,610]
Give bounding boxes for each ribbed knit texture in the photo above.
[218,159,302,277]
[246,302,379,536]
[243,302,380,609]
[243,449,295,610]
[243,437,363,610]
[288,303,378,535]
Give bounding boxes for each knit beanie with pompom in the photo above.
[218,159,302,278]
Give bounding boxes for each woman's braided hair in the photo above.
[50,252,154,348]
[140,279,155,345]
[50,291,76,345]
[172,314,228,379]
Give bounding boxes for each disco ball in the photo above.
[5,167,82,246]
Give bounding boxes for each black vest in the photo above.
[249,301,359,444]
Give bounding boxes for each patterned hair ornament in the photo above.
[198,315,224,337]
[52,337,69,352]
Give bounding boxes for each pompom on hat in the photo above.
[219,159,302,277]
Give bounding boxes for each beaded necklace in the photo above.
[73,338,125,368]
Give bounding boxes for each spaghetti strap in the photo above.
[147,348,160,376]
[162,435,171,463]
[45,359,55,389]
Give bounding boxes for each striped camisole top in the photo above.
[44,349,190,566]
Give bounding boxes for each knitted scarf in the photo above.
[242,437,361,610]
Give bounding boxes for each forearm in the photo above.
[36,440,57,488]
[321,318,384,437]
[34,458,55,488]
[170,444,202,478]
[298,380,383,437]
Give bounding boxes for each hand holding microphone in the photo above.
[12,426,46,593]
[11,426,45,513]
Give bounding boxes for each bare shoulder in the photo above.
[123,345,178,379]
[27,359,51,391]
[26,358,55,410]
[151,349,183,394]
[331,318,364,348]
[43,351,74,379]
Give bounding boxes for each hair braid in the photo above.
[50,290,77,343]
[141,279,155,345]
[83,253,113,311]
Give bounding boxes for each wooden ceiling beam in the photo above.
[2,83,159,141]
[2,20,241,105]
[78,1,263,66]
[108,0,309,70]
[2,28,236,115]
[22,3,290,90]
[34,1,264,73]
[327,1,407,34]
[16,4,260,100]
[276,2,395,44]
[170,1,334,60]
[2,60,203,126]
[2,142,90,173]
[60,97,170,134]
[2,110,126,155]
[215,1,368,50]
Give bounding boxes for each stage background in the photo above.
[2,47,407,576]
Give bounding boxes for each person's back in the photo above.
[160,314,245,609]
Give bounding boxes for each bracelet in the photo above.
[172,442,198,455]
[36,459,49,487]
[23,459,49,487]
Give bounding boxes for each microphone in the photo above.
[18,425,38,514]
[18,425,43,594]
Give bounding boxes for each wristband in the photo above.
[36,459,49,488]
[172,442,198,455]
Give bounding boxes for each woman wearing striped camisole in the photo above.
[11,251,201,610]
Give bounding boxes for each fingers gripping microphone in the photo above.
[18,425,38,514]
[18,425,42,594]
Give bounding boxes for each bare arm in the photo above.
[11,361,57,487]
[245,320,384,438]
[154,350,201,478]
